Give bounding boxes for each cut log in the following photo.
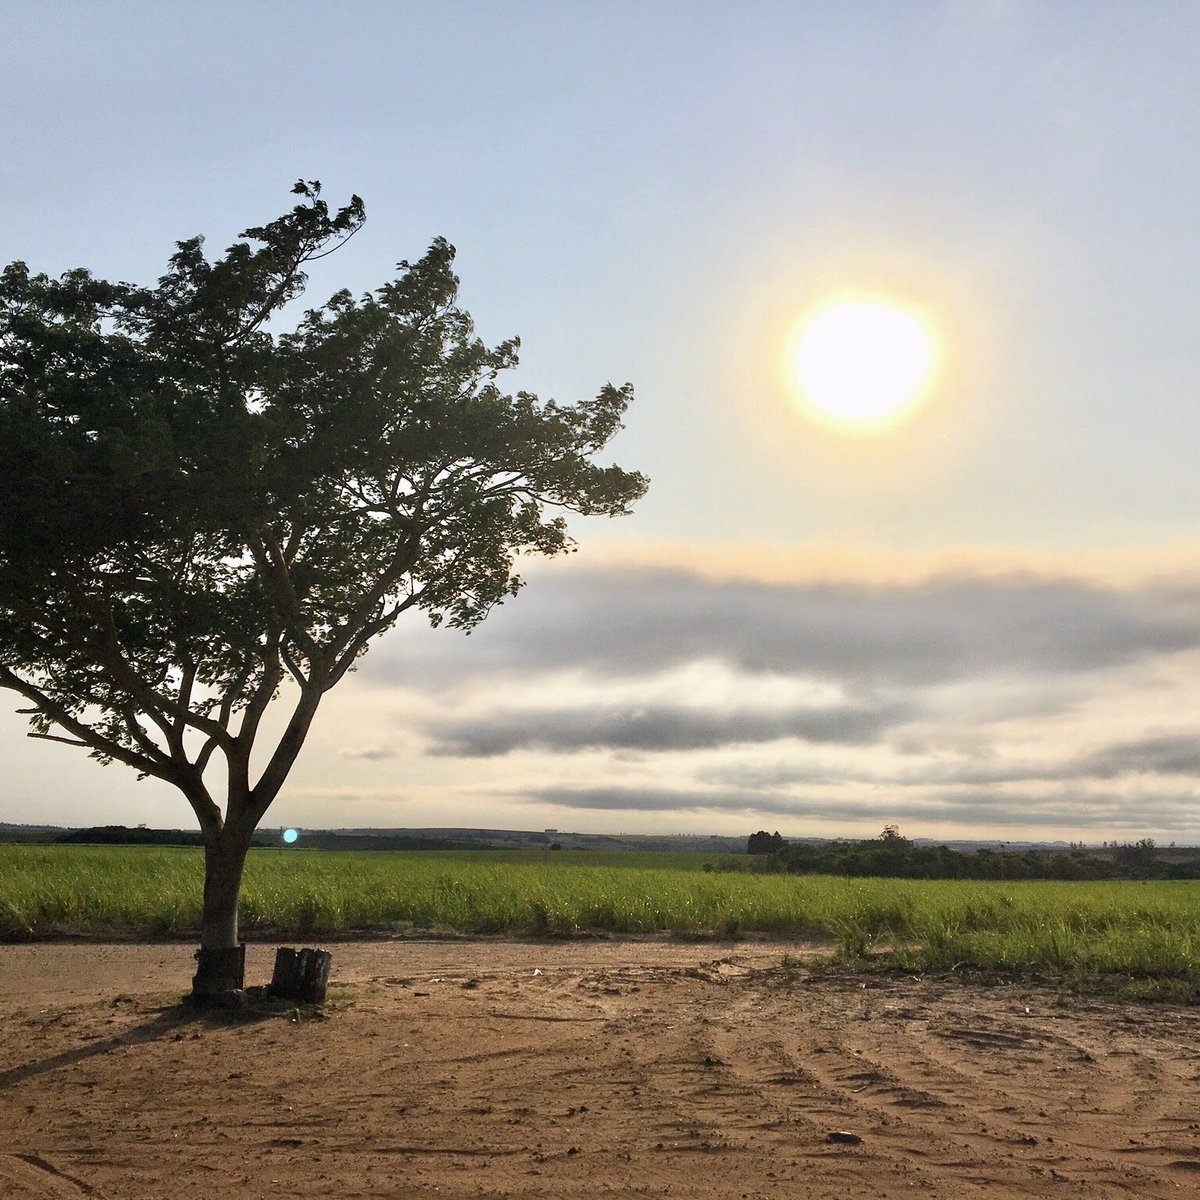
[270,946,303,999]
[192,944,246,1001]
[270,946,332,1004]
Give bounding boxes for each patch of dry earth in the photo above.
[2,941,1199,1198]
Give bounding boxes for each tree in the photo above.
[747,830,786,855]
[1112,837,1157,876]
[0,183,646,1000]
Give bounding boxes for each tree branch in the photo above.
[280,642,310,688]
[245,684,323,826]
[326,590,423,690]
[235,645,285,749]
[29,732,90,748]
[322,532,423,667]
[0,665,181,786]
[194,733,223,780]
[120,705,174,766]
[83,598,236,753]
[172,659,198,747]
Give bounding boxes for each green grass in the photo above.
[3,845,1200,997]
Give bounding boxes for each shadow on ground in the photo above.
[0,995,314,1090]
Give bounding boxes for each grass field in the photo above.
[3,845,1199,997]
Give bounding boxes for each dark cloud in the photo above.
[522,784,1200,833]
[919,739,1200,786]
[702,761,874,789]
[1079,733,1200,779]
[525,786,757,814]
[424,699,915,757]
[705,758,1072,791]
[364,566,1200,690]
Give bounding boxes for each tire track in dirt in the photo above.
[734,973,1200,1198]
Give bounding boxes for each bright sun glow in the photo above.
[791,299,940,434]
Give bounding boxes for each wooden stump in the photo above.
[270,946,332,1004]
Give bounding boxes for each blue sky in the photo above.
[2,2,1199,839]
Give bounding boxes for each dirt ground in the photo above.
[2,940,1200,1198]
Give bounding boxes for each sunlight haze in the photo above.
[790,298,941,433]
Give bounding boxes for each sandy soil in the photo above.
[2,940,1200,1199]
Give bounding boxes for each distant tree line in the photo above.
[51,825,485,851]
[57,825,210,847]
[748,827,1200,881]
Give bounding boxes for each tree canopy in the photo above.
[0,183,646,993]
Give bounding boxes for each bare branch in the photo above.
[217,662,257,732]
[222,243,314,349]
[305,221,362,262]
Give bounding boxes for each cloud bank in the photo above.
[424,698,917,756]
[366,565,1200,687]
[350,561,1200,838]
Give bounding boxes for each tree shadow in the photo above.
[0,996,304,1090]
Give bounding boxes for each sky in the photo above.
[2,1,1199,841]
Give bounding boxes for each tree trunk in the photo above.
[186,687,324,1003]
[192,825,253,1002]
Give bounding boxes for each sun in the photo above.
[791,298,940,434]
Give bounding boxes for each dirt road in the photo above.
[2,939,1199,1198]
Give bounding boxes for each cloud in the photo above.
[364,565,1200,690]
[705,730,1200,791]
[1079,733,1200,779]
[338,746,400,761]
[922,736,1200,786]
[423,698,916,757]
[340,558,1200,839]
[520,784,1200,833]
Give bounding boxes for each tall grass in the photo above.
[3,846,1199,993]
